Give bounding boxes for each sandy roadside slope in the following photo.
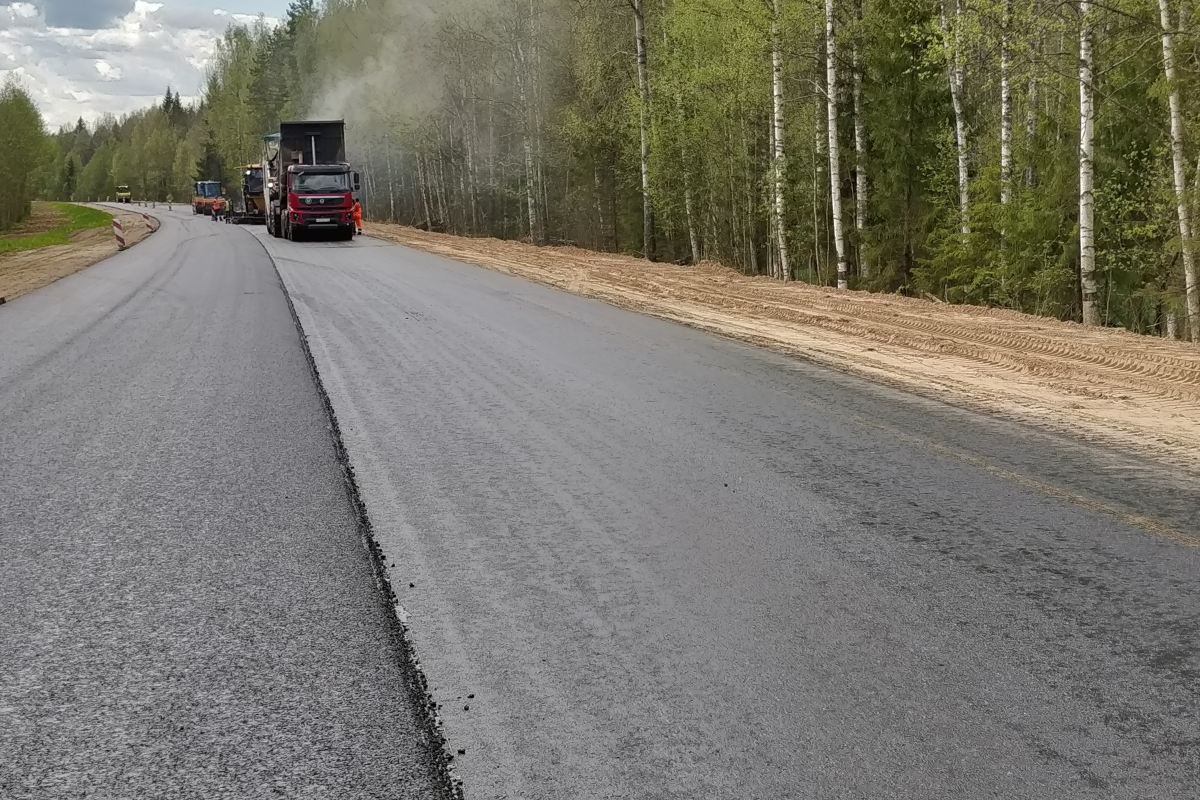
[0,206,156,303]
[365,223,1200,474]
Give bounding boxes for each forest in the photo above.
[33,0,1200,340]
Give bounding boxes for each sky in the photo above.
[0,0,289,129]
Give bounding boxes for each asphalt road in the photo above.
[256,224,1200,799]
[4,209,1197,799]
[0,209,448,798]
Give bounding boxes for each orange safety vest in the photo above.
[352,203,362,224]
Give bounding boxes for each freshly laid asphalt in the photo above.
[259,224,1199,799]
[3,207,1198,799]
[0,209,447,798]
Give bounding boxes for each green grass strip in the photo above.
[0,203,113,255]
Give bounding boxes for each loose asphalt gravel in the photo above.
[3,206,1198,799]
[0,209,448,799]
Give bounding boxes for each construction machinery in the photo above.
[192,181,222,216]
[226,164,266,225]
[263,120,359,241]
[115,184,132,203]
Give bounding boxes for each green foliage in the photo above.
[38,84,202,204]
[863,0,949,290]
[0,78,47,230]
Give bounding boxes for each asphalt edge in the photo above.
[259,238,466,800]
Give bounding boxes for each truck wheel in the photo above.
[272,213,283,239]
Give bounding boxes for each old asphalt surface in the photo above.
[3,205,1199,799]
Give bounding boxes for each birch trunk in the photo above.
[852,0,868,278]
[941,0,970,236]
[384,131,396,223]
[1025,72,1038,188]
[465,83,479,233]
[594,166,605,250]
[516,41,539,243]
[436,127,450,228]
[1079,0,1098,326]
[826,0,849,289]
[771,0,790,281]
[1000,0,1013,207]
[531,0,548,244]
[633,0,654,259]
[676,91,700,264]
[1157,0,1199,341]
[769,115,777,277]
[417,151,432,228]
[813,108,824,284]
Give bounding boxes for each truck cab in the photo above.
[282,164,358,241]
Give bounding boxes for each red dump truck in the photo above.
[263,120,360,241]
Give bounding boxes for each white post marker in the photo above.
[113,217,126,250]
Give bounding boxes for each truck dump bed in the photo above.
[278,120,346,166]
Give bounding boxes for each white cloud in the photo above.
[8,3,38,19]
[93,59,120,80]
[0,1,286,128]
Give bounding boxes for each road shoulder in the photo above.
[0,203,156,303]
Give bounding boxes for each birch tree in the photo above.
[632,0,655,260]
[999,0,1013,208]
[1156,0,1198,340]
[1079,0,1098,326]
[826,0,849,289]
[939,0,970,236]
[677,91,700,264]
[853,0,868,276]
[771,0,791,280]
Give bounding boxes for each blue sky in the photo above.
[1,1,291,128]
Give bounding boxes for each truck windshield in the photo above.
[292,172,349,194]
[197,183,220,197]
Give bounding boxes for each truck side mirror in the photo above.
[353,172,361,192]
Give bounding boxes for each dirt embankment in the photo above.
[0,206,156,303]
[365,223,1200,473]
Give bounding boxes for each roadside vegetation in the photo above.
[36,0,1200,342]
[0,203,111,256]
[0,78,48,232]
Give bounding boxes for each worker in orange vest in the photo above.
[352,199,363,235]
